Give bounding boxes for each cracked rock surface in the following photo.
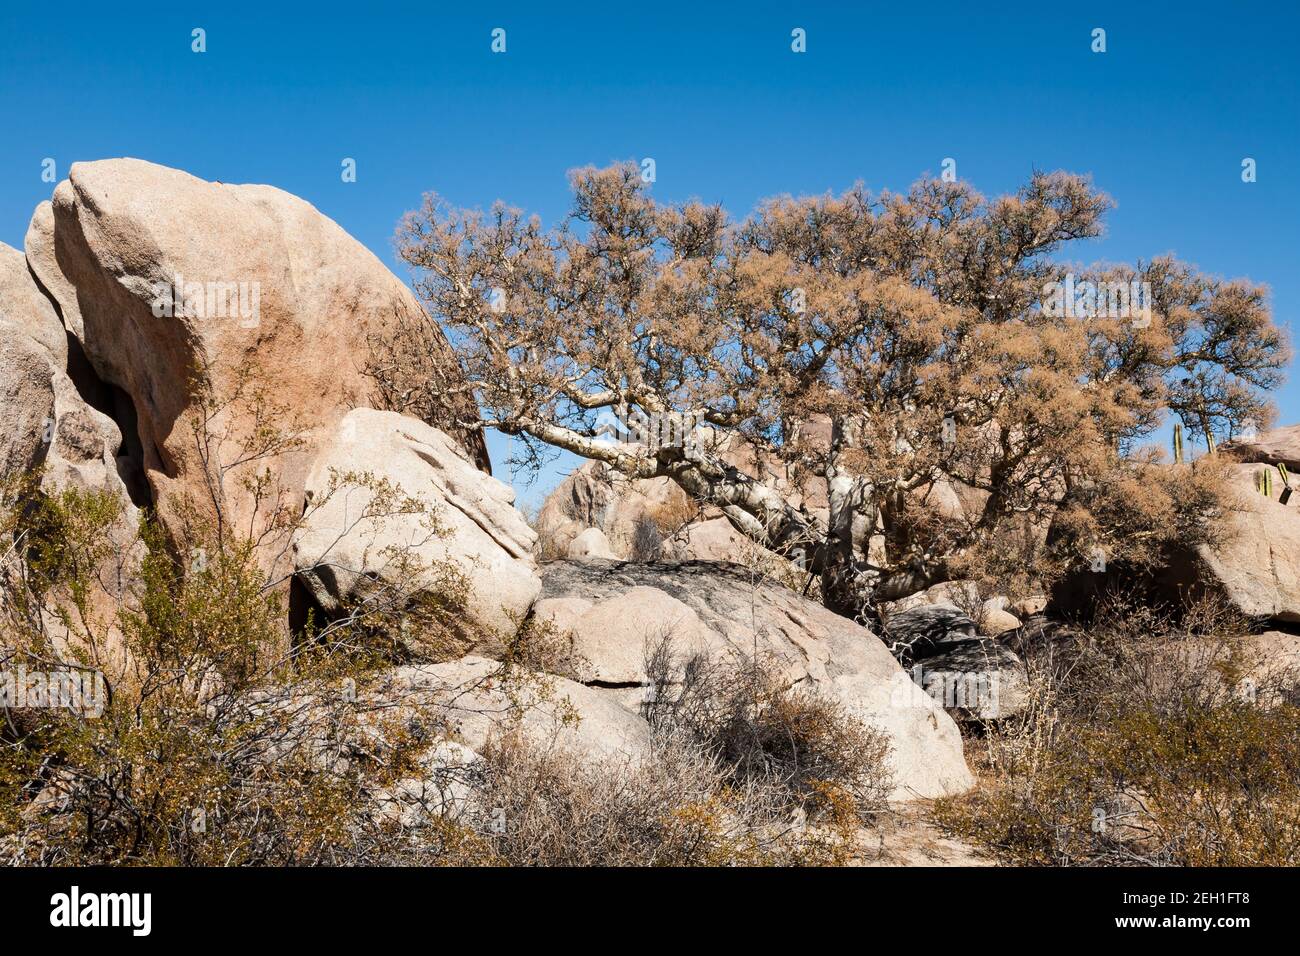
[535,559,975,800]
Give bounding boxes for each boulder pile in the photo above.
[6,159,1296,824]
[0,159,978,816]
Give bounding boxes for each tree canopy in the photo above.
[387,163,1289,619]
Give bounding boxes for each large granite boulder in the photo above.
[532,560,975,800]
[0,241,133,505]
[883,604,1029,720]
[293,409,540,642]
[379,656,653,762]
[24,159,484,585]
[566,526,617,561]
[1192,462,1300,622]
[0,242,141,665]
[1222,425,1300,471]
[881,604,979,661]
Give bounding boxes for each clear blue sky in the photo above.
[2,1,1295,506]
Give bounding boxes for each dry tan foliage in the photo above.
[387,163,1288,620]
[933,596,1300,866]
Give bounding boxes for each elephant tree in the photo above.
[385,163,1289,620]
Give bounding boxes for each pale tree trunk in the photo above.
[517,416,824,551]
[514,415,893,621]
[820,417,880,620]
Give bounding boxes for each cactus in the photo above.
[1172,423,1184,464]
[1206,431,1217,458]
[1257,468,1273,497]
[1280,462,1291,488]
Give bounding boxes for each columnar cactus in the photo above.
[1257,468,1273,497]
[1172,423,1184,464]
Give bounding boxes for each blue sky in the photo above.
[2,1,1296,506]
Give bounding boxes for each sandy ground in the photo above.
[855,801,993,866]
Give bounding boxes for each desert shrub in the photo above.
[647,493,700,539]
[0,496,565,864]
[1047,457,1234,579]
[0,361,510,865]
[933,597,1300,865]
[465,731,761,865]
[459,725,884,866]
[406,632,896,866]
[643,635,892,822]
[476,613,590,683]
[0,482,440,864]
[628,514,663,561]
[531,527,570,564]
